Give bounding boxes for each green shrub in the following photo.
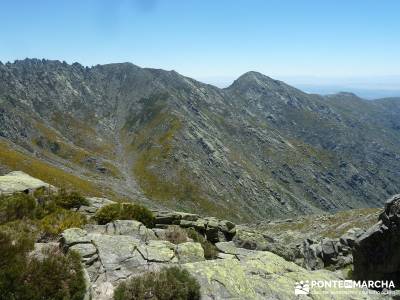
[0,193,37,224]
[22,249,87,300]
[0,225,35,269]
[94,202,155,227]
[113,266,200,300]
[33,186,49,199]
[0,226,86,300]
[94,203,121,224]
[121,203,155,228]
[164,225,189,244]
[40,208,87,238]
[0,188,88,299]
[0,228,35,299]
[186,228,218,259]
[53,189,89,209]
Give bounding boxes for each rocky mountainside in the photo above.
[1,59,400,221]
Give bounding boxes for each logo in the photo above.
[294,279,397,296]
[295,281,310,295]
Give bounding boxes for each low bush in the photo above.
[22,249,86,300]
[40,208,87,238]
[164,225,189,244]
[94,202,155,227]
[0,227,87,300]
[0,189,88,224]
[0,193,37,224]
[53,189,89,209]
[0,228,35,299]
[113,266,200,300]
[186,228,218,259]
[94,203,122,224]
[0,190,89,241]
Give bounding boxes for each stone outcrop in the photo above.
[77,197,114,218]
[61,220,206,300]
[232,225,298,261]
[0,171,55,195]
[154,210,236,243]
[301,230,362,271]
[62,223,376,300]
[59,197,378,300]
[353,194,400,287]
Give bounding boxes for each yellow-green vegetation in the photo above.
[258,207,380,242]
[131,111,230,218]
[33,121,120,178]
[113,266,200,300]
[186,228,218,260]
[0,190,88,239]
[34,121,92,162]
[50,112,114,157]
[0,193,37,224]
[51,188,89,209]
[0,226,86,300]
[40,209,87,238]
[132,113,186,200]
[0,141,101,196]
[0,190,88,299]
[94,202,155,227]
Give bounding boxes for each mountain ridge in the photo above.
[1,58,400,222]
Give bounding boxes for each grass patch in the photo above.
[33,121,120,178]
[94,202,155,227]
[39,209,87,239]
[0,141,101,196]
[113,266,200,300]
[0,190,88,239]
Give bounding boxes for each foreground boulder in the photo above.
[353,194,400,286]
[61,221,206,300]
[184,251,375,300]
[0,171,55,195]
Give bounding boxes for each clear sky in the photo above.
[1,0,399,97]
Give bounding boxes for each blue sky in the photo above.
[1,0,399,97]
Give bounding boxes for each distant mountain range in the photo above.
[1,58,400,222]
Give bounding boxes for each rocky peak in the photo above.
[227,71,289,93]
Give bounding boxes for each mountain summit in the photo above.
[1,59,399,221]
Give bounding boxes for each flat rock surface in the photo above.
[184,251,379,300]
[0,171,54,195]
